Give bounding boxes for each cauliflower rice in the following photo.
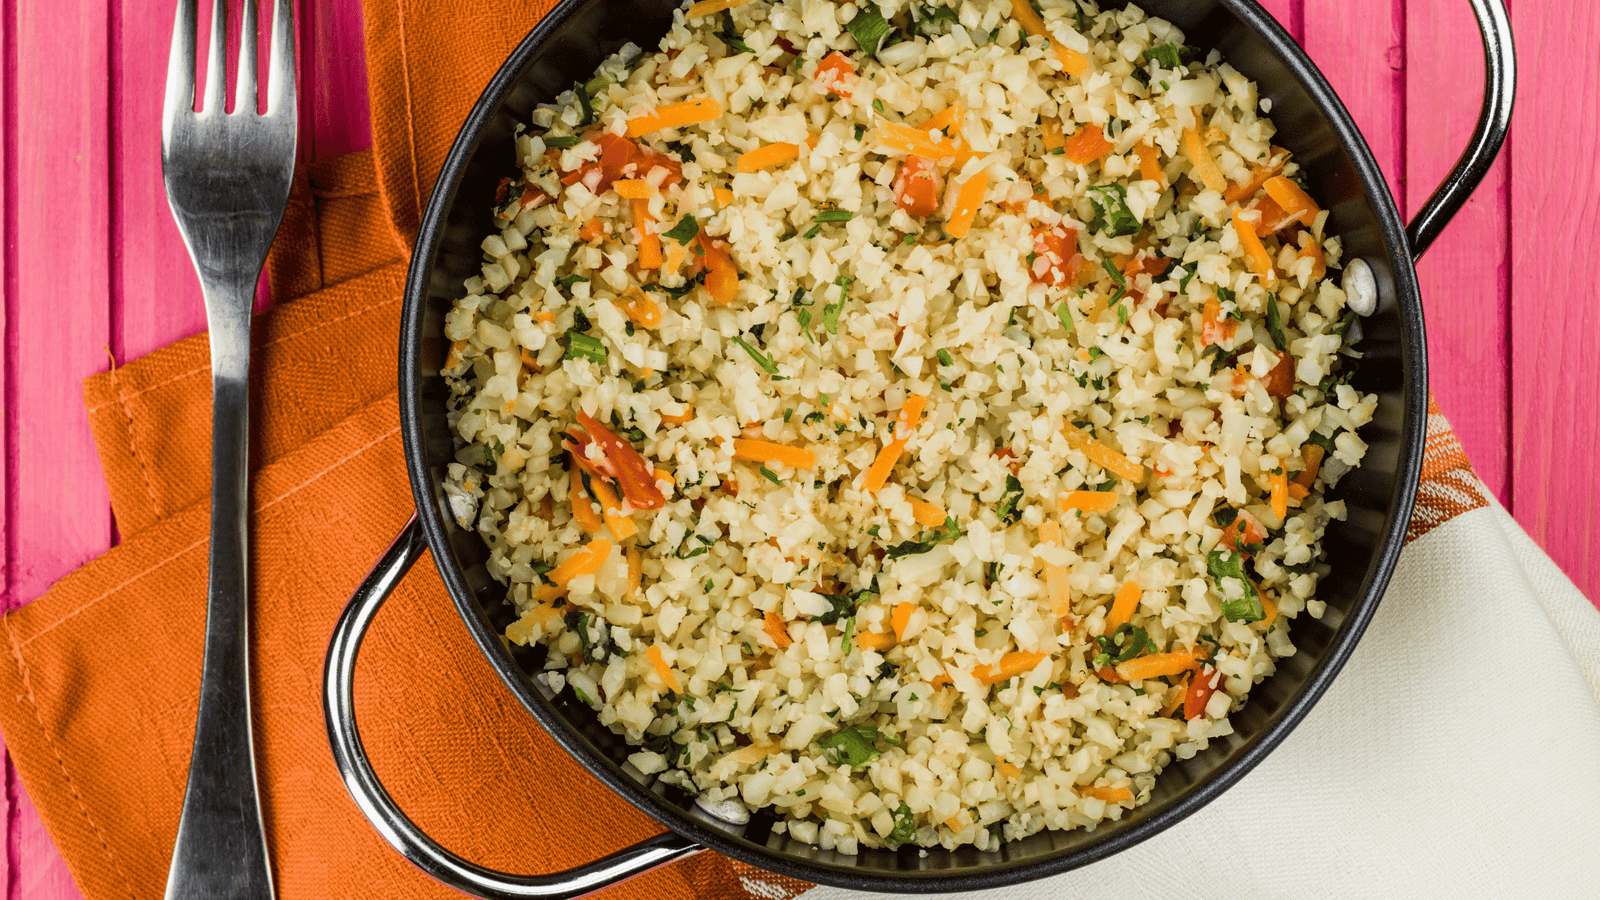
[440,0,1377,854]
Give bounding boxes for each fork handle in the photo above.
[165,275,275,900]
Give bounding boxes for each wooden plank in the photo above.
[1253,0,1301,41]
[1,0,16,891]
[1302,0,1403,201]
[1405,0,1511,502]
[1510,0,1600,601]
[306,0,372,157]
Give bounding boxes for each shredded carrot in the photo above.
[946,169,989,238]
[943,814,966,832]
[929,672,953,689]
[626,545,642,601]
[922,103,964,134]
[646,645,682,693]
[1287,483,1309,503]
[1232,208,1277,285]
[1298,233,1327,280]
[1037,520,1072,618]
[444,339,468,369]
[909,497,947,527]
[587,476,638,541]
[685,0,750,18]
[520,348,539,372]
[1269,468,1289,519]
[1060,424,1144,482]
[997,761,1022,779]
[1040,117,1066,154]
[613,179,654,199]
[1223,160,1285,205]
[1078,784,1133,803]
[875,121,965,163]
[535,311,557,323]
[1058,490,1119,515]
[892,602,916,641]
[732,439,817,468]
[569,471,603,534]
[632,199,662,269]
[1105,579,1142,630]
[1296,444,1325,488]
[737,141,802,173]
[505,601,564,644]
[1160,676,1190,716]
[713,187,734,208]
[863,394,928,494]
[1009,0,1090,75]
[536,538,613,601]
[578,216,605,242]
[1063,123,1115,165]
[618,287,664,329]
[1135,140,1164,185]
[626,97,724,138]
[1115,651,1201,682]
[974,650,1049,686]
[1183,127,1227,193]
[764,608,792,649]
[855,631,896,651]
[1260,590,1279,627]
[660,406,694,426]
[1263,175,1320,224]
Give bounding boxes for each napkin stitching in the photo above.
[393,0,424,231]
[4,615,140,900]
[108,366,164,520]
[17,422,403,650]
[82,290,404,415]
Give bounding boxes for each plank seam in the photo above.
[4,0,19,895]
[2,614,139,900]
[108,368,164,523]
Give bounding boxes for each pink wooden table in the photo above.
[0,0,1594,895]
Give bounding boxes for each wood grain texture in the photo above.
[1509,0,1600,600]
[1405,0,1511,500]
[1,0,14,893]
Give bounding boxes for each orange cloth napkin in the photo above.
[0,2,815,898]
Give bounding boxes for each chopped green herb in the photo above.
[937,348,954,367]
[817,725,884,767]
[1101,259,1127,287]
[1208,550,1264,622]
[823,298,845,334]
[995,475,1025,525]
[903,232,918,245]
[556,274,589,289]
[873,98,886,114]
[543,134,580,148]
[885,515,963,559]
[564,331,607,365]
[816,209,854,223]
[846,2,896,55]
[853,123,866,141]
[573,80,594,126]
[1087,183,1140,237]
[802,224,822,239]
[662,214,700,244]
[1058,302,1075,331]
[1092,623,1150,668]
[816,588,872,626]
[730,336,778,374]
[1265,294,1288,351]
[1117,303,1129,325]
[886,803,916,848]
[1146,43,1183,68]
[716,11,754,54]
[840,617,856,654]
[759,465,782,486]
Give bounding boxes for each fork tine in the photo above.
[234,0,258,114]
[265,0,296,118]
[202,0,227,114]
[163,0,198,124]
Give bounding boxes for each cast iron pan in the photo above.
[324,1,1515,895]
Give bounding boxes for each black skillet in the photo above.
[323,1,1515,895]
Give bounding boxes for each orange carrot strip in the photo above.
[929,673,953,689]
[1263,175,1320,224]
[626,97,723,137]
[587,477,638,541]
[646,645,682,693]
[1114,651,1201,682]
[660,406,694,426]
[444,339,469,369]
[732,439,817,468]
[535,310,557,323]
[863,395,929,493]
[578,216,605,242]
[997,761,1022,779]
[1183,128,1226,193]
[1223,161,1285,205]
[613,179,654,199]
[520,348,539,372]
[1105,579,1142,630]
[1270,468,1289,519]
[1260,590,1279,627]
[1009,0,1090,76]
[569,471,603,534]
[946,169,990,238]
[1296,444,1326,488]
[892,602,916,641]
[737,141,802,173]
[909,497,947,527]
[1037,520,1073,618]
[1232,208,1277,285]
[632,199,662,268]
[1058,490,1119,515]
[974,650,1049,686]
[764,608,792,649]
[536,538,613,601]
[922,103,964,134]
[1061,424,1144,482]
[1063,123,1115,165]
[713,187,734,208]
[1040,117,1066,154]
[619,287,664,329]
[1287,483,1309,503]
[855,631,896,651]
[1079,784,1133,803]
[1136,140,1164,185]
[876,122,947,157]
[685,0,750,18]
[893,394,928,440]
[626,546,642,600]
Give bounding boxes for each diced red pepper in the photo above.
[558,132,684,195]
[892,156,943,217]
[570,411,665,510]
[1029,224,1083,288]
[1185,665,1222,720]
[1202,295,1238,345]
[814,52,856,98]
[1219,509,1267,555]
[1261,349,1295,399]
[695,233,739,304]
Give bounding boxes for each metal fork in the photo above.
[161,1,295,897]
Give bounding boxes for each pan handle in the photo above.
[322,516,704,900]
[1405,0,1515,260]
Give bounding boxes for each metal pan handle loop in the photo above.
[322,516,704,899]
[1405,0,1515,260]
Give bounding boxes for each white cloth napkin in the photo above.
[798,497,1600,899]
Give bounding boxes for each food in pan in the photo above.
[439,0,1374,853]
